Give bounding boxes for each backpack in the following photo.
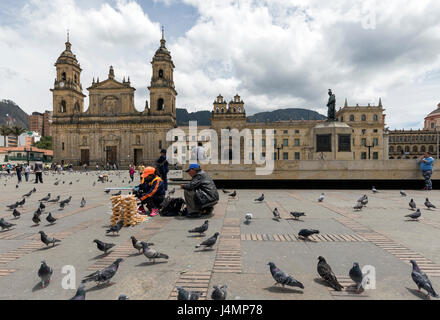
[160,197,185,216]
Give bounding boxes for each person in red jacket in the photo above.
[134,166,165,217]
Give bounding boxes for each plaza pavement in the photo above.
[0,170,439,300]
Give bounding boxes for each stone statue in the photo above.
[327,89,336,121]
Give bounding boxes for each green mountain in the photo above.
[0,100,29,129]
[176,109,212,126]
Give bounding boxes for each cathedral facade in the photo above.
[51,33,176,167]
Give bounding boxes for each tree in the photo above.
[0,125,12,146]
[8,126,26,147]
[33,136,53,150]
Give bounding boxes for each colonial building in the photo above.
[388,103,440,159]
[51,32,176,166]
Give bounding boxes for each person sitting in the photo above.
[180,164,219,217]
[134,166,165,217]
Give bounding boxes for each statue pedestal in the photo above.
[311,121,353,160]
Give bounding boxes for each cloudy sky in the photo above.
[0,0,439,129]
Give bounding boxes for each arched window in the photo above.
[389,146,394,153]
[361,114,366,121]
[60,100,66,113]
[82,136,87,145]
[158,69,164,78]
[157,98,164,111]
[61,72,66,81]
[413,146,418,153]
[397,146,402,153]
[421,145,426,152]
[233,107,236,113]
[373,114,378,121]
[350,115,355,121]
[221,108,225,113]
[216,108,219,113]
[136,135,140,144]
[429,145,434,153]
[74,74,77,84]
[405,146,410,153]
[238,107,241,113]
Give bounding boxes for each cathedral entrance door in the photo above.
[80,149,90,165]
[106,146,117,165]
[134,149,143,165]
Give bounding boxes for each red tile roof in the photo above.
[0,146,53,156]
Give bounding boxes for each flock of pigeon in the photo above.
[1,171,439,299]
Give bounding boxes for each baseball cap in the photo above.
[141,166,156,178]
[185,163,201,172]
[160,149,167,154]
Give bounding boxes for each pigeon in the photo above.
[35,207,42,216]
[17,198,25,207]
[105,189,110,194]
[81,258,123,285]
[405,209,421,221]
[130,236,154,253]
[245,213,253,224]
[39,193,51,201]
[48,195,60,203]
[93,239,115,254]
[353,202,364,211]
[349,262,364,293]
[400,190,407,197]
[188,220,209,235]
[298,229,319,240]
[358,194,367,203]
[318,193,325,202]
[425,198,436,210]
[70,283,86,300]
[229,190,237,198]
[112,191,121,196]
[360,197,368,206]
[410,260,439,298]
[289,211,306,220]
[12,208,21,219]
[118,294,129,300]
[38,260,53,288]
[54,181,59,186]
[177,286,200,300]
[39,231,61,247]
[16,184,18,188]
[69,181,72,185]
[317,256,344,291]
[211,285,227,300]
[273,208,281,221]
[106,220,124,235]
[195,232,220,249]
[372,186,378,193]
[59,202,66,210]
[141,242,169,263]
[32,213,41,225]
[168,188,175,195]
[23,190,33,198]
[255,193,264,202]
[409,199,417,211]
[39,202,46,210]
[6,202,19,210]
[46,212,57,224]
[268,262,304,289]
[32,187,36,193]
[0,218,15,231]
[221,188,230,194]
[80,197,86,208]
[60,196,72,205]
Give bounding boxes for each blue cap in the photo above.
[185,163,200,172]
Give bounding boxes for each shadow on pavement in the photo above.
[406,287,431,300]
[263,286,304,294]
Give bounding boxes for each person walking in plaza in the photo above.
[156,149,169,191]
[24,164,30,182]
[15,164,23,183]
[419,151,434,190]
[180,164,219,217]
[129,164,135,182]
[191,142,206,161]
[34,159,44,184]
[134,167,165,217]
[6,163,11,175]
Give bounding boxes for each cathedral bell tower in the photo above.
[50,32,86,116]
[147,27,177,123]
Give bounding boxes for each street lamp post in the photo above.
[364,144,374,159]
[275,144,284,161]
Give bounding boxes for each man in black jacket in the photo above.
[156,149,169,191]
[180,164,219,217]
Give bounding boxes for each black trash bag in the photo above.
[160,197,185,216]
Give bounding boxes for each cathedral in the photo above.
[51,31,177,167]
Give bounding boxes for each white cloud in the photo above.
[0,0,440,129]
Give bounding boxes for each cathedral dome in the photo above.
[56,40,80,68]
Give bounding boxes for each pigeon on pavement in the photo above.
[353,202,364,211]
[12,208,21,219]
[409,199,417,211]
[106,220,124,235]
[349,262,365,293]
[361,197,368,206]
[80,197,86,208]
[46,212,57,225]
[48,195,60,203]
[118,294,129,300]
[298,229,319,240]
[228,190,237,198]
[141,242,169,263]
[38,260,53,288]
[289,211,306,220]
[168,188,175,195]
[405,209,421,221]
[177,286,200,300]
[410,260,439,298]
[221,188,230,194]
[268,262,304,289]
[317,256,343,291]
[93,239,115,254]
[245,213,253,224]
[70,283,86,300]
[273,208,281,221]
[39,231,61,247]
[372,186,378,193]
[188,220,209,235]
[17,198,25,207]
[81,258,123,285]
[39,202,45,210]
[318,193,325,202]
[112,191,122,196]
[39,194,51,202]
[400,190,407,197]
[0,218,15,231]
[23,190,33,198]
[104,189,110,194]
[32,213,41,225]
[130,236,153,253]
[358,194,367,203]
[425,198,436,210]
[195,232,220,249]
[211,285,228,300]
[255,193,264,202]
[6,202,19,210]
